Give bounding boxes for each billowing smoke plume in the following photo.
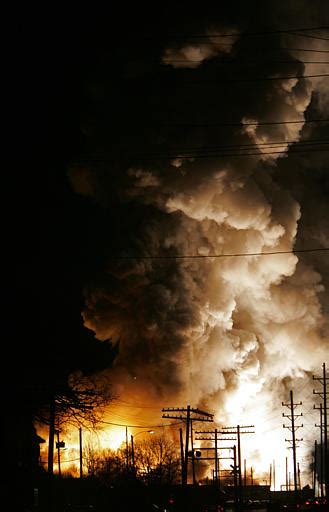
[68,2,328,482]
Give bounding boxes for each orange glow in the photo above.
[37,396,314,488]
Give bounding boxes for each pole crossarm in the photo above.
[162,407,214,422]
[192,446,234,450]
[162,405,214,486]
[220,425,255,435]
[162,414,187,420]
[195,436,236,441]
[221,425,254,429]
[313,373,329,385]
[191,408,214,418]
[219,430,255,435]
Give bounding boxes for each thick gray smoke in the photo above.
[68,2,329,482]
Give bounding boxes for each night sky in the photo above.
[6,2,329,482]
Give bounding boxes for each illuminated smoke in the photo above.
[68,10,329,484]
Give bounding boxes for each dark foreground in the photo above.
[12,478,327,512]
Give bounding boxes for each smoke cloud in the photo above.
[67,2,329,482]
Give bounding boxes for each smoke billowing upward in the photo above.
[67,1,328,479]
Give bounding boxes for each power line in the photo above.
[275,47,329,53]
[208,46,329,53]
[159,118,329,127]
[165,73,329,84]
[76,138,329,160]
[109,138,329,156]
[167,26,329,39]
[77,147,329,162]
[99,419,183,428]
[163,59,329,64]
[114,399,166,409]
[76,138,329,163]
[286,32,329,42]
[107,248,329,261]
[131,147,329,161]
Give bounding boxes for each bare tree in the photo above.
[33,370,114,475]
[133,434,181,485]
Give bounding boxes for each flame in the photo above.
[95,426,127,450]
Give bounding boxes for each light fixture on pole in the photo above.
[131,430,154,471]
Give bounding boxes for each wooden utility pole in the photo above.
[48,399,55,476]
[131,435,135,471]
[79,427,83,479]
[221,425,255,508]
[162,406,214,485]
[185,405,190,484]
[283,390,303,497]
[195,430,236,486]
[313,440,317,495]
[190,422,196,484]
[315,401,324,497]
[214,428,218,484]
[233,445,239,509]
[286,456,289,491]
[56,430,61,477]
[313,362,328,498]
[179,427,184,485]
[125,426,129,469]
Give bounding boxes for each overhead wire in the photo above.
[81,139,329,159]
[163,73,329,84]
[79,147,329,162]
[105,248,329,261]
[190,44,329,52]
[99,419,184,428]
[158,118,329,127]
[167,26,329,39]
[163,60,329,64]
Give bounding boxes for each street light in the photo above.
[131,430,154,471]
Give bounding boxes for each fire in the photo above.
[95,426,127,450]
[37,392,316,490]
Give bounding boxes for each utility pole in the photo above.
[179,427,184,485]
[286,457,288,491]
[283,390,303,500]
[79,427,83,479]
[190,422,196,484]
[125,426,129,469]
[194,429,236,486]
[313,362,328,498]
[131,435,135,472]
[48,399,56,476]
[315,399,324,497]
[214,428,218,485]
[185,405,190,484]
[313,440,317,496]
[220,425,255,508]
[56,430,61,477]
[233,445,238,509]
[162,406,214,485]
